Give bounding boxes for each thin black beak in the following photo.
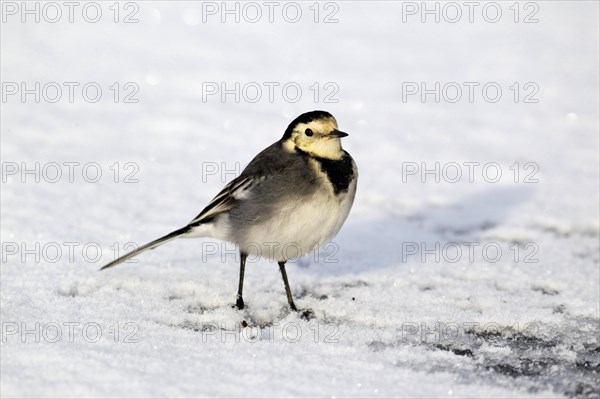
[330,129,349,138]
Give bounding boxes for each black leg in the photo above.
[235,252,247,310]
[278,261,297,311]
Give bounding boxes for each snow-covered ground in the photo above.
[1,1,599,397]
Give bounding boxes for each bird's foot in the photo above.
[233,296,244,310]
[289,302,314,320]
[299,308,315,320]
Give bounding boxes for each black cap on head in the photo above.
[282,110,334,140]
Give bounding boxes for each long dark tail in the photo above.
[99,226,191,271]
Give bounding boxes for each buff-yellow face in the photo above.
[285,116,349,159]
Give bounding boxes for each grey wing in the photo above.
[188,141,295,226]
[187,174,265,226]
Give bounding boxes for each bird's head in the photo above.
[281,110,349,160]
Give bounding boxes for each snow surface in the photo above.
[1,1,599,398]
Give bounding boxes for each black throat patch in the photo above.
[295,147,354,195]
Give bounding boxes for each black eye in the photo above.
[305,128,313,137]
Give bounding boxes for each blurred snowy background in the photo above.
[1,1,599,397]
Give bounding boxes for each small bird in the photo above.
[100,110,358,312]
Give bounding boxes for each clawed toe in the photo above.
[299,308,315,320]
[234,296,244,310]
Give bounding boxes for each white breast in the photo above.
[238,164,357,262]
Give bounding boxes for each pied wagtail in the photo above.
[101,110,358,312]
